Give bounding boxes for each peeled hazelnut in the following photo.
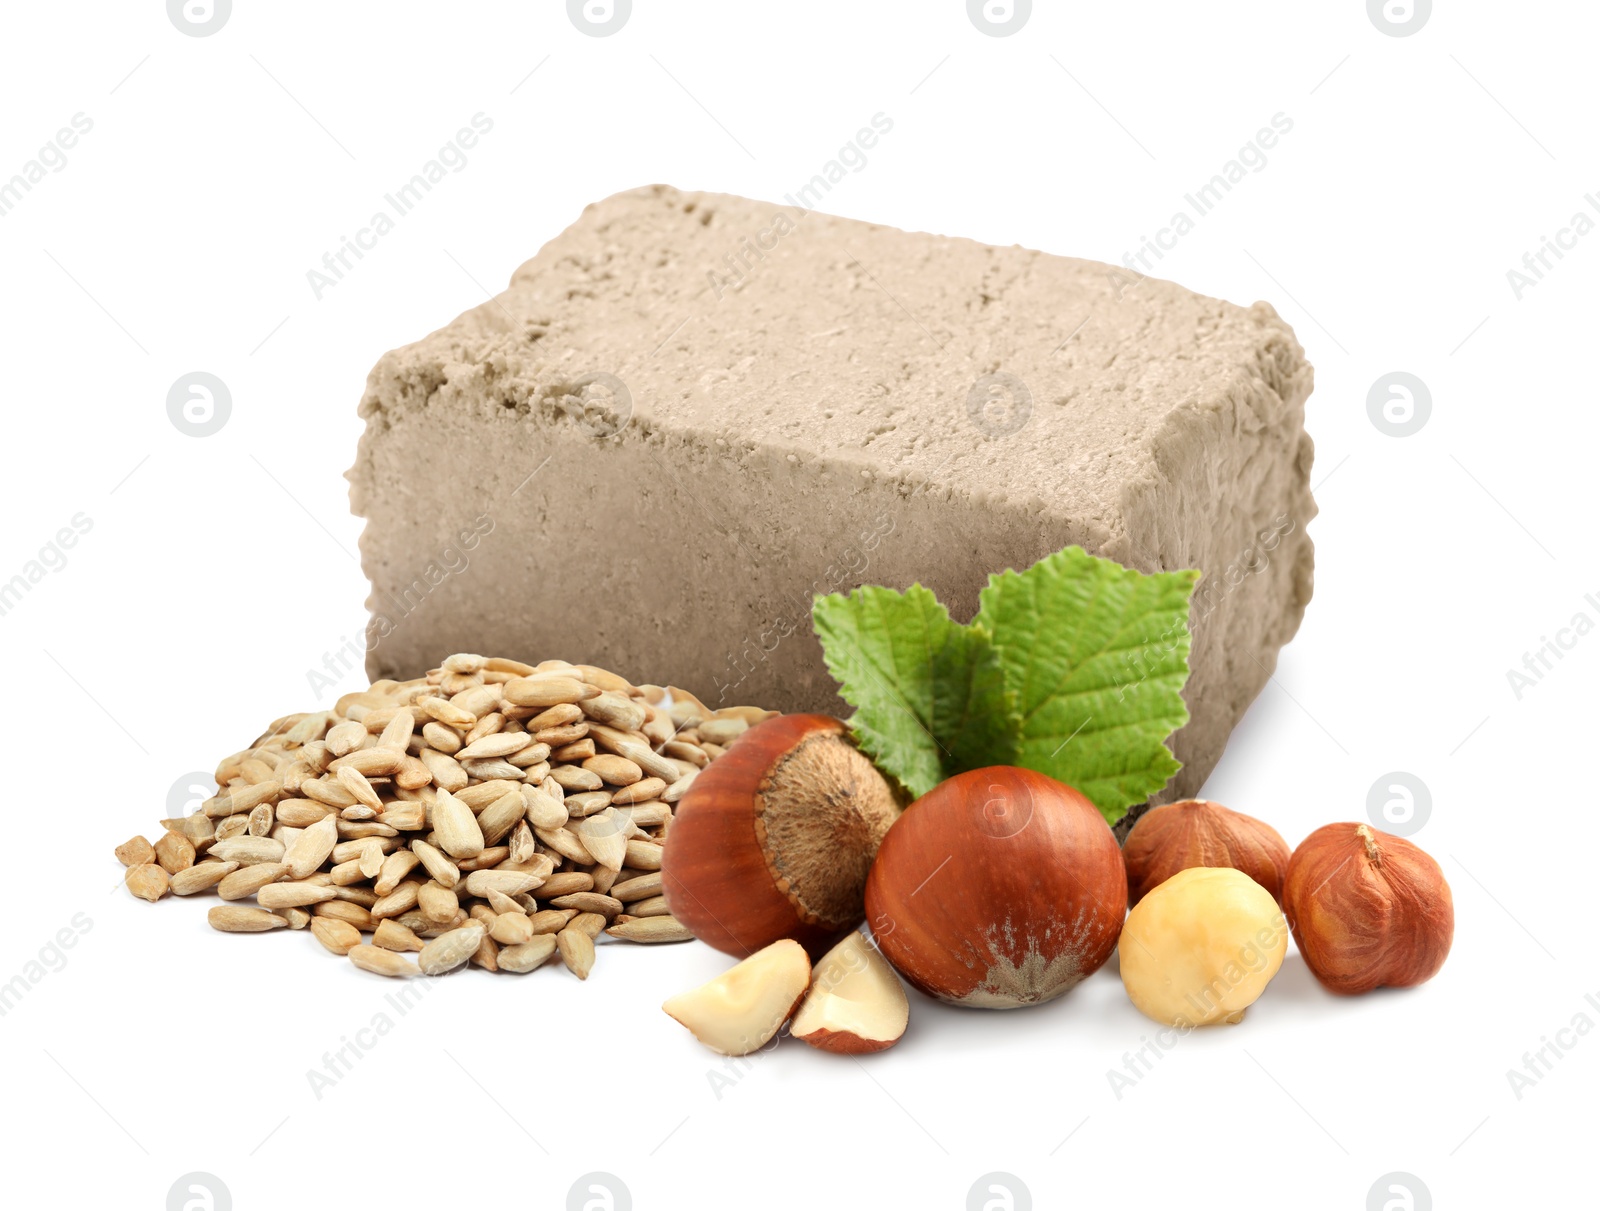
[1283,823,1453,995]
[662,714,901,957]
[1118,866,1287,1026]
[1122,799,1290,906]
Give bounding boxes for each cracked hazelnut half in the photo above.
[662,939,813,1056]
[1283,822,1454,995]
[791,930,909,1053]
[1122,799,1291,907]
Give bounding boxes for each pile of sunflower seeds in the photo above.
[115,654,770,978]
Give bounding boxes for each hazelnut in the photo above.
[864,767,1126,1008]
[1283,823,1453,995]
[1122,799,1291,906]
[661,939,812,1056]
[1118,866,1288,1027]
[790,931,909,1053]
[661,714,901,957]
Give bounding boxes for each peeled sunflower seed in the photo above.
[371,881,422,919]
[153,832,196,874]
[377,708,415,752]
[529,909,577,935]
[623,840,664,871]
[503,676,594,708]
[533,872,593,898]
[315,901,378,931]
[456,846,511,872]
[457,732,534,760]
[284,815,339,879]
[498,935,559,973]
[470,933,499,973]
[536,828,593,864]
[432,790,485,860]
[373,919,426,953]
[257,882,337,909]
[462,870,543,898]
[626,895,671,918]
[349,944,419,978]
[485,889,524,915]
[170,861,239,896]
[568,912,609,940]
[477,790,528,847]
[374,850,422,896]
[606,916,695,943]
[574,813,629,871]
[611,778,668,806]
[611,871,663,902]
[410,839,460,889]
[311,917,362,955]
[218,862,289,901]
[125,864,170,902]
[549,892,623,918]
[418,923,486,976]
[556,928,595,980]
[490,913,534,946]
[208,905,287,933]
[326,719,366,756]
[210,836,286,866]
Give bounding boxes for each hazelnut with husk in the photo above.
[662,714,900,957]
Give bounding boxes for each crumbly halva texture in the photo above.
[348,185,1316,811]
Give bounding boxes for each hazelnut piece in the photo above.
[661,939,812,1056]
[1283,823,1453,995]
[790,931,909,1053]
[1122,799,1291,906]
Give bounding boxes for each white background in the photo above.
[1,2,1593,1208]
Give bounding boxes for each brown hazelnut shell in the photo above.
[1283,822,1454,995]
[865,767,1126,1007]
[1122,799,1291,906]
